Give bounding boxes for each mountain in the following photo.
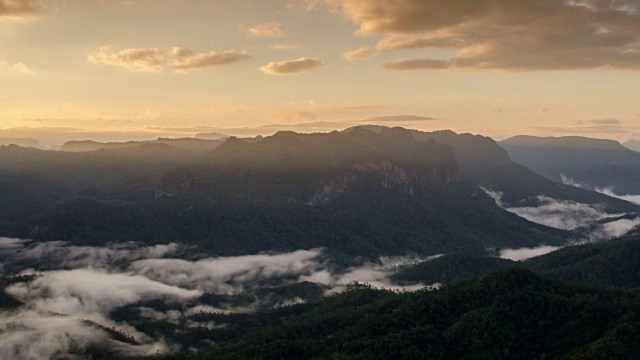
[392,253,517,285]
[20,197,182,246]
[623,138,640,152]
[162,268,640,360]
[500,135,640,195]
[393,235,640,289]
[0,137,44,149]
[149,128,570,256]
[348,126,638,212]
[59,137,226,152]
[0,128,571,256]
[525,235,640,288]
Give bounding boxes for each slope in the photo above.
[147,127,571,257]
[162,268,640,360]
[501,135,640,195]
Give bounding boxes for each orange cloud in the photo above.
[329,0,640,71]
[247,22,284,37]
[88,46,251,73]
[261,58,324,75]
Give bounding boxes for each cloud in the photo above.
[269,44,303,50]
[376,36,468,51]
[589,217,640,240]
[583,118,623,125]
[88,46,250,73]
[484,188,612,230]
[483,189,640,240]
[380,58,451,70]
[483,188,637,240]
[343,47,377,61]
[499,245,561,261]
[247,22,284,37]
[328,0,640,71]
[362,115,435,122]
[0,311,158,360]
[0,240,438,357]
[302,255,438,293]
[169,47,251,71]
[0,60,34,74]
[596,186,640,205]
[0,265,199,359]
[128,249,325,293]
[561,174,588,189]
[0,0,35,17]
[88,46,165,72]
[8,241,180,270]
[7,269,200,316]
[260,57,324,75]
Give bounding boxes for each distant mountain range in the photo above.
[623,138,640,152]
[500,135,640,196]
[0,137,44,149]
[0,127,638,258]
[59,137,226,152]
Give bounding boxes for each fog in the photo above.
[0,239,433,358]
[595,187,640,206]
[482,189,638,240]
[499,246,561,261]
[560,174,640,205]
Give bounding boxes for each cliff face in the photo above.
[159,127,464,206]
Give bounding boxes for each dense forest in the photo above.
[155,268,639,360]
[393,236,640,288]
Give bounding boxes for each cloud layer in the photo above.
[88,46,251,72]
[0,239,433,357]
[329,0,640,71]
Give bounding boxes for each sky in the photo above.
[1,0,640,146]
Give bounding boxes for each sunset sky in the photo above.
[1,0,640,146]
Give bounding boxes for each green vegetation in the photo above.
[394,236,640,289]
[159,269,640,360]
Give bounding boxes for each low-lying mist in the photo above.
[0,238,435,359]
[561,174,640,205]
[483,188,640,241]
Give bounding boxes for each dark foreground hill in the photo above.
[501,135,640,195]
[160,268,640,360]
